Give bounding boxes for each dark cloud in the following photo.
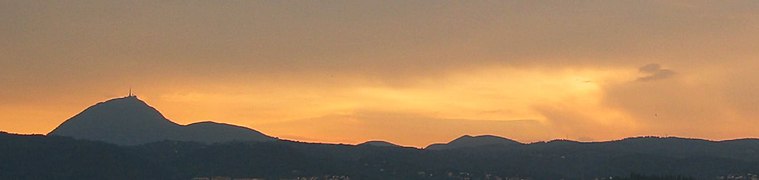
[639,64,663,73]
[637,63,676,82]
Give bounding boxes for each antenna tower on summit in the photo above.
[129,88,134,97]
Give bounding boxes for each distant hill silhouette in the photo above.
[425,135,522,150]
[48,96,274,145]
[358,140,402,147]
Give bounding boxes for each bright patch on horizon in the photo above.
[149,66,637,146]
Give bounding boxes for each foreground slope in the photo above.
[48,96,274,145]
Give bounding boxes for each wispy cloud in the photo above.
[637,64,676,82]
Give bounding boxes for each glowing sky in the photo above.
[2,1,759,147]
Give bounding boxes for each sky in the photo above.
[1,1,759,147]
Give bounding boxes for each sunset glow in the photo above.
[2,1,759,147]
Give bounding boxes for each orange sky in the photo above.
[2,1,759,147]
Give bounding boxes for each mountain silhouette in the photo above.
[48,96,274,145]
[425,135,522,150]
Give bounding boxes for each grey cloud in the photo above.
[637,63,676,82]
